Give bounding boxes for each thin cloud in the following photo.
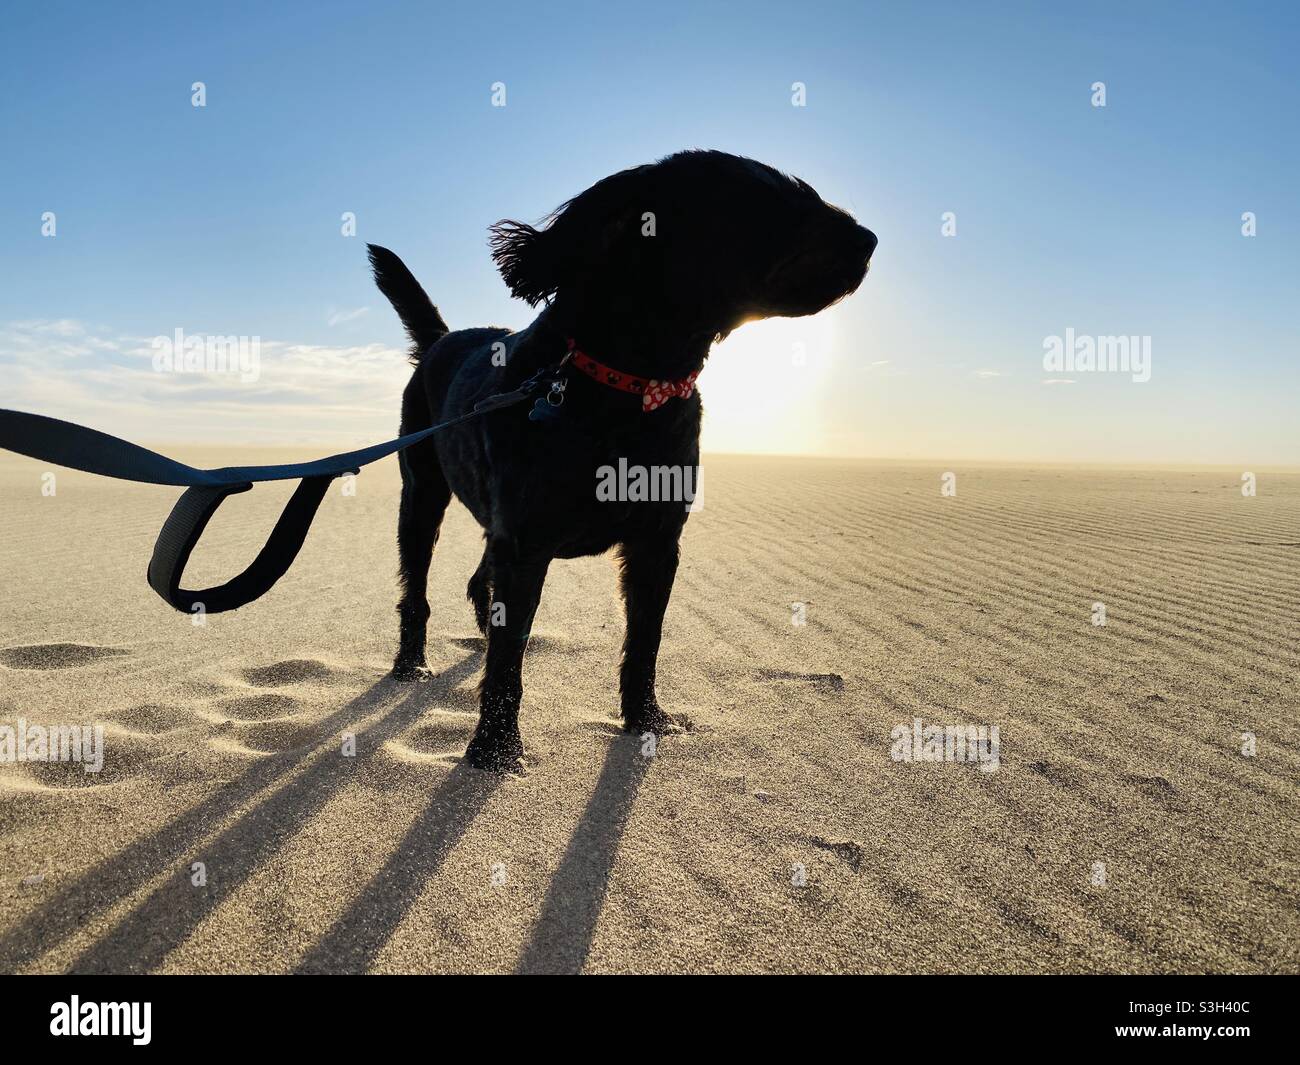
[0,319,407,445]
[326,306,370,327]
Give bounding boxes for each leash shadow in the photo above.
[514,733,649,974]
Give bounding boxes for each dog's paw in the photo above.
[463,728,526,775]
[390,657,430,682]
[622,703,686,736]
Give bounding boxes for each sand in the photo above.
[0,450,1296,974]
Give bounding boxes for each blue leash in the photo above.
[0,365,559,614]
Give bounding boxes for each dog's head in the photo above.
[489,150,876,347]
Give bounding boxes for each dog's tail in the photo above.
[367,244,450,363]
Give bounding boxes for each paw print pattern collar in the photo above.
[567,340,699,412]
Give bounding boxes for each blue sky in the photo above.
[2,0,1296,463]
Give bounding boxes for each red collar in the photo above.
[567,340,699,412]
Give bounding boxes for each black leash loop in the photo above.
[0,360,563,614]
[146,475,347,615]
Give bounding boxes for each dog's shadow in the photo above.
[3,649,652,974]
[296,724,648,974]
[295,760,501,973]
[514,733,649,974]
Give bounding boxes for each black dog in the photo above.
[368,150,876,772]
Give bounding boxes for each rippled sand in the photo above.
[1,451,1296,973]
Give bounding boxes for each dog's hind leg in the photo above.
[464,539,550,772]
[392,385,451,680]
[466,548,491,635]
[616,535,682,734]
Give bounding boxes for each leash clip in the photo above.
[528,369,570,424]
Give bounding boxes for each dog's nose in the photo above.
[855,226,878,260]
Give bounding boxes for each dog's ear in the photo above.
[487,220,555,305]
[489,164,653,306]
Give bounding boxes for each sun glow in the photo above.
[697,311,840,456]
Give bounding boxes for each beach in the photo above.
[1,452,1296,974]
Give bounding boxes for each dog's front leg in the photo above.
[617,535,682,734]
[464,542,550,773]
